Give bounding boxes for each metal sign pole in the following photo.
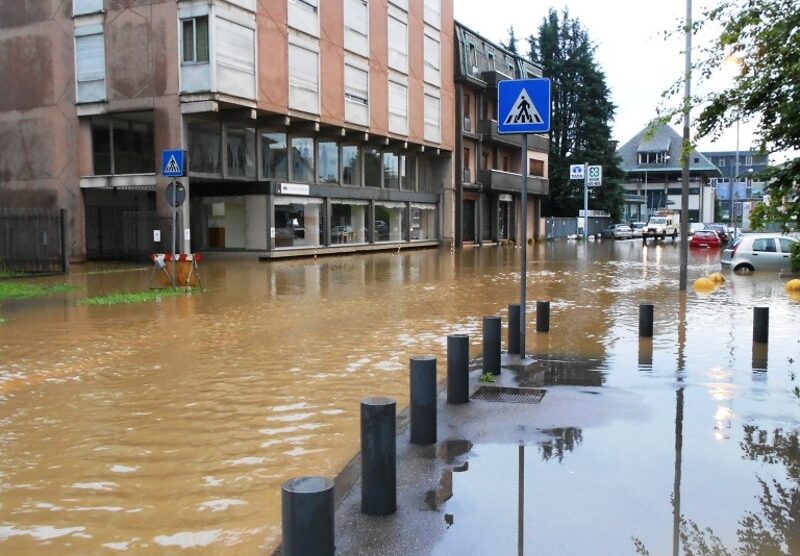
[171,181,177,290]
[520,133,528,357]
[583,162,589,237]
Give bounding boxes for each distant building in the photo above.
[453,22,549,246]
[616,125,721,223]
[701,150,770,224]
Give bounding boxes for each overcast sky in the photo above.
[454,0,763,156]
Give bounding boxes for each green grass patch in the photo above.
[78,288,199,306]
[0,317,8,325]
[0,282,78,301]
[0,269,24,279]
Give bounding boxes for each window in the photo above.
[638,151,669,165]
[375,202,406,242]
[718,158,726,167]
[529,158,545,177]
[389,80,408,135]
[344,0,368,56]
[274,196,324,249]
[75,29,106,103]
[383,152,400,189]
[410,204,437,240]
[342,146,361,185]
[424,92,440,143]
[423,32,440,86]
[289,43,319,114]
[344,62,369,126]
[387,13,408,72]
[73,0,102,16]
[262,132,288,180]
[331,200,369,244]
[226,126,256,178]
[778,238,796,253]
[502,155,509,172]
[89,112,155,175]
[463,148,471,183]
[423,0,440,28]
[463,92,471,131]
[745,155,753,166]
[402,155,416,190]
[318,141,339,184]
[752,238,777,253]
[216,17,256,99]
[291,137,314,182]
[364,148,381,187]
[288,0,319,36]
[181,17,209,63]
[188,120,222,175]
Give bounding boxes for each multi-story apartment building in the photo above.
[0,0,454,260]
[702,150,770,223]
[453,22,549,246]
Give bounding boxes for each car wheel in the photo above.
[734,264,754,276]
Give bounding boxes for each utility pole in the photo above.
[731,118,740,236]
[583,162,589,238]
[679,0,692,292]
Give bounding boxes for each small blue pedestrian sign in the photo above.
[497,79,551,134]
[162,149,185,177]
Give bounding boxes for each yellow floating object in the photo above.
[693,277,716,292]
[786,279,800,292]
[708,272,726,285]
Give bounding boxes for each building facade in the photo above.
[701,150,770,224]
[0,0,454,261]
[453,22,549,247]
[617,125,720,224]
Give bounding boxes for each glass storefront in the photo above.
[342,145,360,185]
[330,200,369,245]
[291,137,314,183]
[203,197,246,249]
[410,204,437,241]
[262,132,287,180]
[375,202,406,242]
[226,126,256,178]
[318,142,339,183]
[364,148,381,187]
[274,196,324,249]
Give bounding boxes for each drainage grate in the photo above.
[470,386,546,405]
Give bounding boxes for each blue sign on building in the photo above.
[162,150,186,177]
[497,79,551,135]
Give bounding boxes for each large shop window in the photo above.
[342,145,361,185]
[318,141,339,183]
[402,155,416,190]
[364,148,381,187]
[330,200,369,245]
[75,28,106,103]
[262,132,288,180]
[90,112,155,175]
[204,198,246,249]
[375,202,406,242]
[274,196,324,249]
[410,204,437,241]
[291,137,315,182]
[188,120,222,175]
[181,16,210,63]
[383,153,400,189]
[227,126,256,178]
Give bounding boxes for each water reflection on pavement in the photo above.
[0,240,798,554]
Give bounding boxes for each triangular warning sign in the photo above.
[164,155,181,175]
[503,88,543,126]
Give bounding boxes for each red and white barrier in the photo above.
[150,253,204,263]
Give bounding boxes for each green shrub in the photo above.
[791,241,800,273]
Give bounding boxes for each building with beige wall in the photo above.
[0,0,454,261]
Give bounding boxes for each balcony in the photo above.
[477,119,549,152]
[481,69,514,87]
[478,169,549,196]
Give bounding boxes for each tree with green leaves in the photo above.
[527,9,625,222]
[681,0,800,231]
[502,26,519,55]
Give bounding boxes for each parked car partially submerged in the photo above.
[704,223,731,243]
[631,222,646,238]
[690,230,722,249]
[721,234,798,274]
[601,224,633,240]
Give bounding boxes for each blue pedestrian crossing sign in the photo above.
[162,149,185,177]
[497,79,551,134]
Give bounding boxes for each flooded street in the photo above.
[1,241,799,554]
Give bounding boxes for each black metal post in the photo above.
[639,303,654,338]
[482,317,501,375]
[410,356,437,445]
[536,301,550,333]
[752,342,768,370]
[753,306,769,344]
[281,476,335,556]
[59,208,69,274]
[360,397,396,515]
[447,334,470,404]
[638,338,654,366]
[508,304,521,355]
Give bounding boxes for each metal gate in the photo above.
[0,208,66,273]
[86,207,171,262]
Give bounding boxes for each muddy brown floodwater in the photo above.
[1,241,798,554]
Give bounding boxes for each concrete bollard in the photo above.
[482,317,502,376]
[753,306,769,344]
[536,301,550,333]
[281,476,335,556]
[361,397,397,515]
[639,303,654,338]
[508,304,521,355]
[447,334,470,404]
[410,356,437,445]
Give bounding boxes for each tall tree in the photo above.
[528,9,624,221]
[690,0,800,231]
[502,26,518,55]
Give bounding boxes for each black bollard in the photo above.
[361,397,396,515]
[638,338,653,366]
[508,304,521,355]
[410,356,437,445]
[639,303,654,338]
[753,306,769,344]
[482,317,502,375]
[752,342,768,370]
[536,301,550,333]
[281,476,335,556]
[447,334,470,404]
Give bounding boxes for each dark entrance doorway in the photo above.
[84,189,161,261]
[498,200,510,240]
[462,199,476,242]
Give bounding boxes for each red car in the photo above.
[690,230,722,248]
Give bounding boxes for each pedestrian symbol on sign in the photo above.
[503,88,544,126]
[164,155,181,175]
